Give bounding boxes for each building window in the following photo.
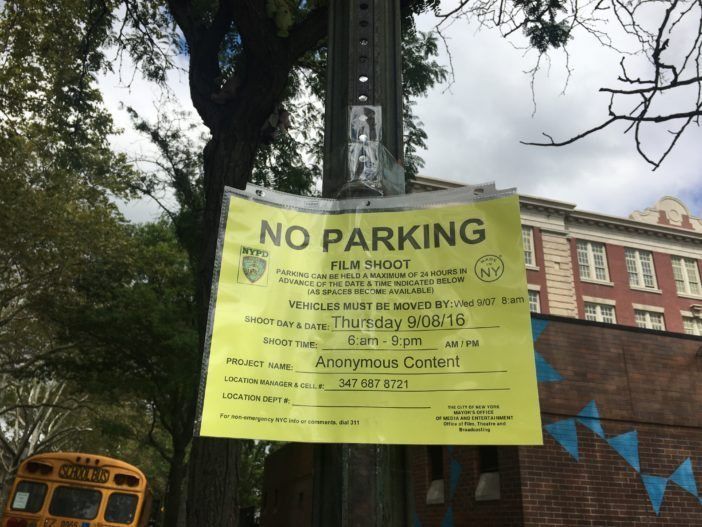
[427,446,444,482]
[576,241,609,281]
[683,317,702,336]
[671,257,702,296]
[528,290,540,313]
[584,302,616,323]
[634,310,665,330]
[479,446,499,473]
[625,249,657,289]
[522,226,535,266]
[475,447,500,501]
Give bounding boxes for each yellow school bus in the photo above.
[1,452,152,527]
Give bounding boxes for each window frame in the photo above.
[104,492,140,525]
[48,485,102,521]
[10,480,48,513]
[682,316,702,336]
[671,256,702,297]
[584,302,616,323]
[522,226,536,267]
[634,309,665,331]
[528,289,540,313]
[625,248,658,290]
[576,240,610,282]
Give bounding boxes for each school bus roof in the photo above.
[19,452,148,489]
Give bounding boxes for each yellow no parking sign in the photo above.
[195,184,542,445]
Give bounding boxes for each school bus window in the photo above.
[10,481,47,513]
[105,492,139,524]
[48,486,101,520]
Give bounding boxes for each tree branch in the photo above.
[287,5,329,62]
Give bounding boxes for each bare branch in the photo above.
[521,116,619,147]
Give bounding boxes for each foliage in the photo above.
[39,220,199,525]
[513,0,570,53]
[239,440,272,510]
[0,133,131,375]
[0,0,140,377]
[0,2,192,522]
[125,104,206,266]
[43,220,198,444]
[0,0,175,194]
[75,399,173,512]
[401,30,448,179]
[249,24,448,189]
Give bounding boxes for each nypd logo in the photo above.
[238,246,269,286]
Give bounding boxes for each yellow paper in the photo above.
[197,190,542,444]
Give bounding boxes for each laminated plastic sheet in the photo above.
[194,184,542,445]
[341,105,404,196]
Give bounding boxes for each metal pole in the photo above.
[315,1,408,526]
[322,0,404,198]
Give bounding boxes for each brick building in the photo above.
[260,183,702,526]
[408,316,702,526]
[412,176,702,334]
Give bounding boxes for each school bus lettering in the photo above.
[58,463,110,484]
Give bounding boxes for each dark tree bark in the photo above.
[161,2,328,525]
[163,437,188,527]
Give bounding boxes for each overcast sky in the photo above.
[101,3,702,223]
[412,8,702,218]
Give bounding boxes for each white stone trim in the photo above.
[677,292,702,301]
[632,303,665,313]
[581,278,614,287]
[583,296,616,306]
[630,285,662,294]
[567,223,702,259]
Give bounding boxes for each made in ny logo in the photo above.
[238,246,270,286]
[474,254,505,283]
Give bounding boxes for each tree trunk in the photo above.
[162,440,188,527]
[186,438,240,527]
[187,71,286,526]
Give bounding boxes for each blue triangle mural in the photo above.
[413,512,423,527]
[535,351,563,382]
[670,458,699,497]
[449,458,462,500]
[607,431,641,472]
[531,318,549,341]
[641,474,668,515]
[576,400,605,438]
[440,506,454,527]
[545,419,579,460]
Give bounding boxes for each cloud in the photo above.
[413,10,702,219]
